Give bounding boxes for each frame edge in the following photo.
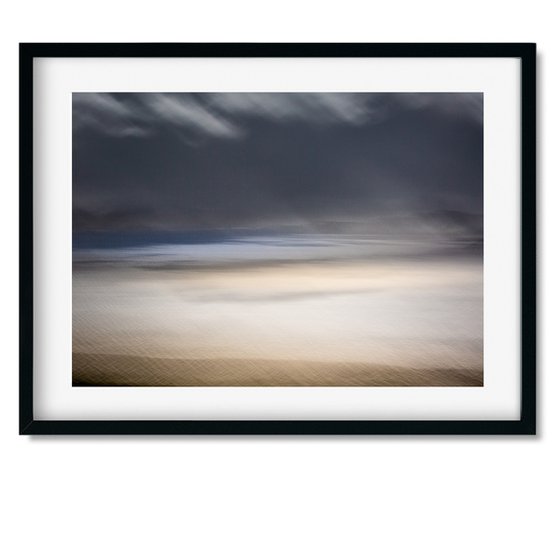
[19,44,35,435]
[520,42,537,435]
[19,42,537,436]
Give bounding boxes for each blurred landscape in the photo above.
[72,93,483,386]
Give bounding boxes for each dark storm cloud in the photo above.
[73,92,483,234]
[73,92,381,139]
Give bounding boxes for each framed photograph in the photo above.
[20,43,536,435]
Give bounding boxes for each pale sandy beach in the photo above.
[73,353,483,387]
[73,252,483,386]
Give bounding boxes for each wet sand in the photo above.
[73,353,483,387]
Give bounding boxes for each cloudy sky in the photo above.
[72,92,483,236]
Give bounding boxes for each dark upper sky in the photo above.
[72,92,483,235]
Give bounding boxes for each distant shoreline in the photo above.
[72,353,483,387]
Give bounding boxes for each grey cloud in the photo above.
[73,93,483,141]
[73,92,379,139]
[398,93,483,124]
[143,94,241,138]
[73,92,483,234]
[73,205,157,231]
[206,92,376,125]
[205,92,483,128]
[73,93,152,137]
[74,93,133,119]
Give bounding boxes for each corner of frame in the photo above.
[19,418,35,435]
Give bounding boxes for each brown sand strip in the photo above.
[72,353,483,387]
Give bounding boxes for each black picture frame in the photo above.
[20,43,536,436]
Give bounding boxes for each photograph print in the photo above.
[72,92,483,387]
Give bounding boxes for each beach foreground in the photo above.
[73,353,483,387]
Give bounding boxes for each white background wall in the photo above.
[0,2,556,559]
